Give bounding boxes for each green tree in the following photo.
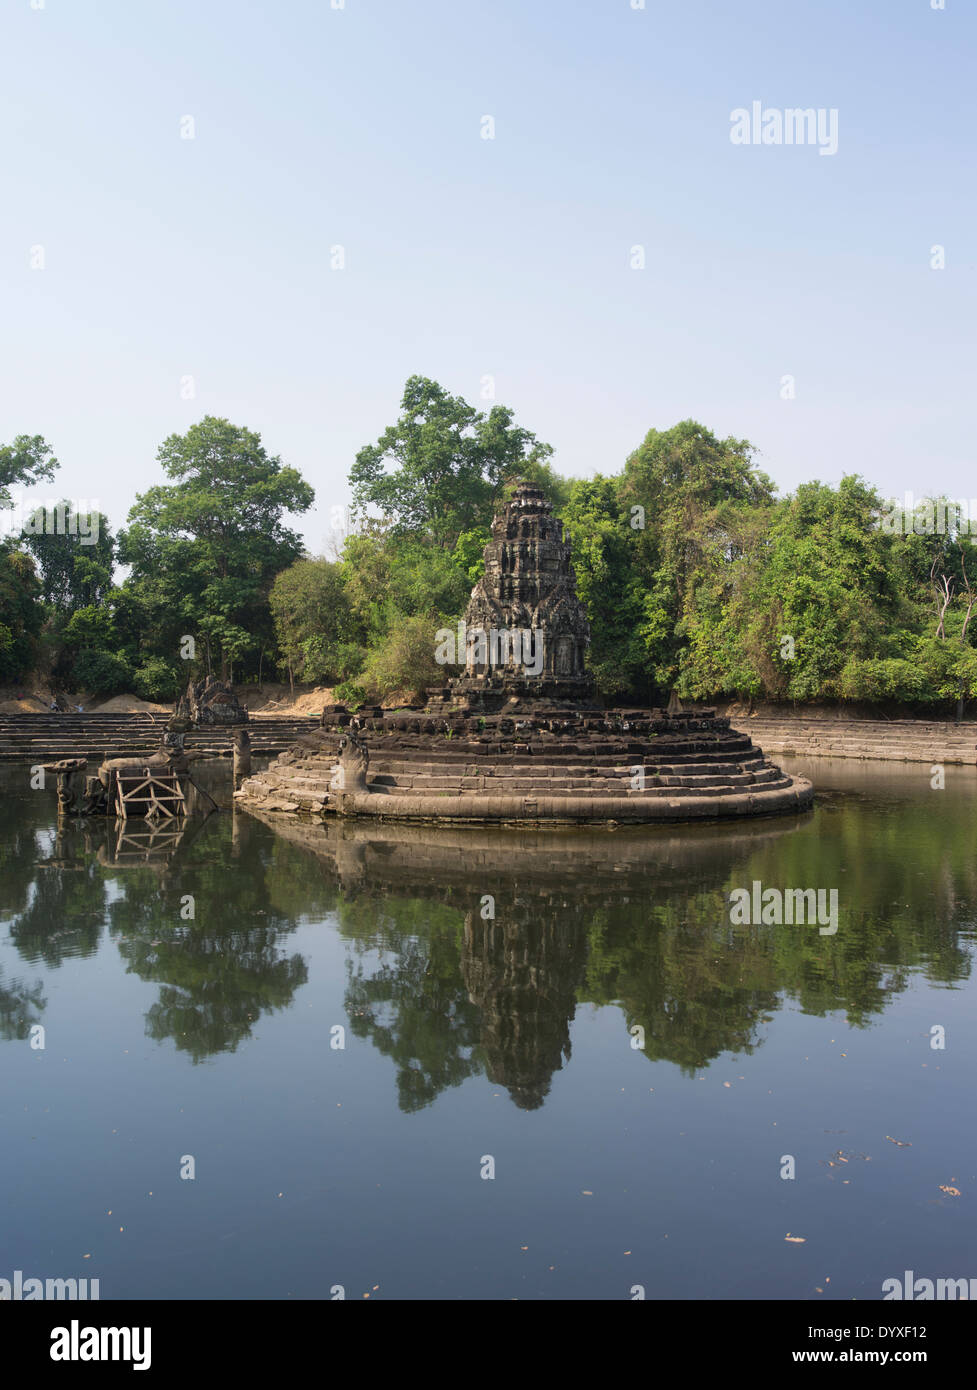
[131,655,183,704]
[0,435,58,505]
[620,420,775,694]
[21,502,114,612]
[0,549,44,681]
[118,418,314,682]
[0,434,58,682]
[740,477,904,702]
[19,506,119,694]
[350,376,554,550]
[269,557,359,690]
[560,476,649,701]
[337,523,472,693]
[70,648,133,697]
[358,612,450,703]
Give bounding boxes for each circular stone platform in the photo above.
[237,486,812,827]
[235,705,813,826]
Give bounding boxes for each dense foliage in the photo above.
[117,417,315,687]
[4,386,977,711]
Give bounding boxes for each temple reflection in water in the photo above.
[4,783,973,1111]
[244,811,814,1109]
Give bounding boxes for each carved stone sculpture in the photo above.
[333,729,370,795]
[447,481,595,708]
[179,674,249,726]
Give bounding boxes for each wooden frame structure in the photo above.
[110,821,188,863]
[112,767,187,821]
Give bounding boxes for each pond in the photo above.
[1,754,974,1300]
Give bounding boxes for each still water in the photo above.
[1,755,974,1300]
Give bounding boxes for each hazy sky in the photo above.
[2,0,973,552]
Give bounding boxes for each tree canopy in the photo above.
[349,375,559,550]
[118,417,315,682]
[6,395,977,715]
[0,435,58,508]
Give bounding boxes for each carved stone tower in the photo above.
[448,481,595,708]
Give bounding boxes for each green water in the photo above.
[0,756,974,1300]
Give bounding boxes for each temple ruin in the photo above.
[444,481,595,707]
[237,482,814,825]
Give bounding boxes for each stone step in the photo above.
[359,776,796,801]
[337,763,773,786]
[339,740,757,763]
[751,729,976,743]
[759,735,973,751]
[364,754,765,778]
[273,770,793,798]
[274,754,781,787]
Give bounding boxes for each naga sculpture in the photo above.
[176,674,249,727]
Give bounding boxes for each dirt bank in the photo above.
[88,694,172,714]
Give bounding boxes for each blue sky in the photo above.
[1,0,974,551]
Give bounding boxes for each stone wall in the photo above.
[727,714,977,764]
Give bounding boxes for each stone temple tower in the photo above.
[447,481,596,709]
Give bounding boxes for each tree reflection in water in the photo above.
[2,773,975,1110]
